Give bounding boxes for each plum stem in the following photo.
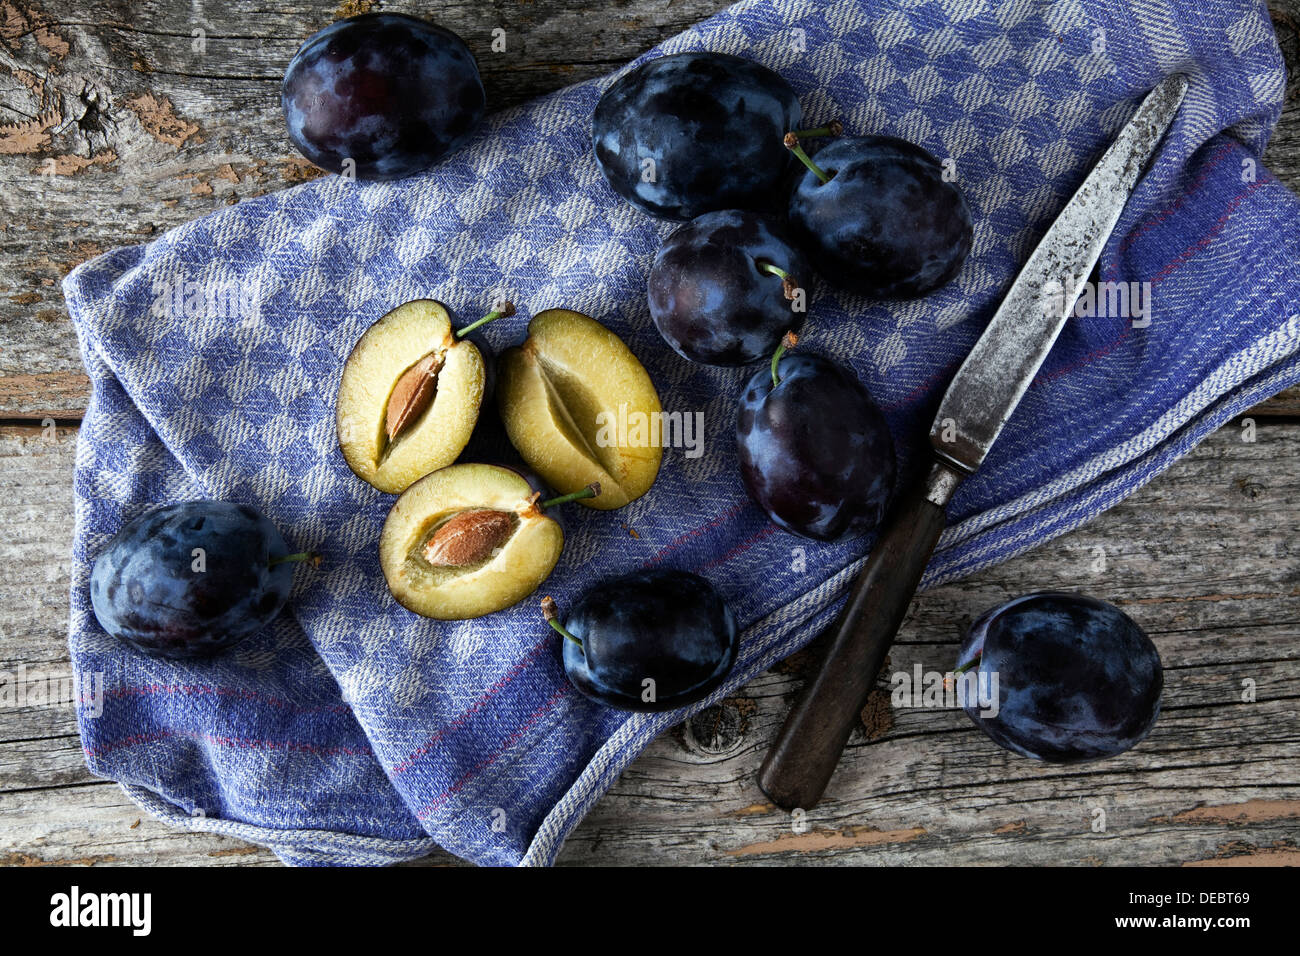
[540,482,601,510]
[542,595,582,648]
[784,132,832,185]
[758,260,791,281]
[789,120,843,139]
[771,331,798,388]
[756,261,802,301]
[270,551,321,568]
[952,651,982,675]
[456,300,516,338]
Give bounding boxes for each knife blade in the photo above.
[757,74,1188,813]
[934,73,1189,474]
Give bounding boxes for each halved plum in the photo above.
[336,300,486,494]
[379,463,593,619]
[497,309,662,510]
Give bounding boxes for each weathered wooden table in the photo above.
[2,0,1297,866]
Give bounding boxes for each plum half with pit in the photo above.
[787,135,973,298]
[337,299,512,494]
[956,592,1163,762]
[281,13,485,181]
[497,309,662,510]
[380,463,597,620]
[648,209,809,366]
[592,52,802,221]
[545,568,739,712]
[736,337,897,541]
[89,501,316,660]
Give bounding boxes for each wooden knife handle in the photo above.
[757,459,965,812]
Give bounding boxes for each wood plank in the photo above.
[0,372,89,420]
[0,1,1298,418]
[0,783,288,867]
[0,0,729,417]
[2,419,1296,864]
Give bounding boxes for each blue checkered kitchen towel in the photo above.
[62,0,1300,865]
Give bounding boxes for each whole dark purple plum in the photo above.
[956,592,1163,762]
[90,501,313,659]
[592,52,802,220]
[553,568,738,712]
[648,210,809,365]
[736,352,896,541]
[281,13,485,181]
[788,136,972,298]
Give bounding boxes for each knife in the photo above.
[757,74,1189,812]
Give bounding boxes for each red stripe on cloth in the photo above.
[85,727,371,759]
[391,636,553,775]
[414,685,572,820]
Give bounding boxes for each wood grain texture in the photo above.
[1,420,1296,866]
[0,1,1297,867]
[0,0,730,416]
[0,0,1298,417]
